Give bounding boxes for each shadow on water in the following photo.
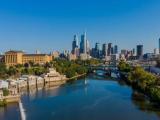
[117,78,160,118]
[131,91,160,118]
[0,103,20,120]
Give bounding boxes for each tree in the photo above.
[29,61,34,67]
[0,63,7,72]
[76,66,87,74]
[118,61,131,72]
[44,62,51,68]
[7,66,18,76]
[65,68,76,78]
[128,67,157,90]
[149,87,160,102]
[0,63,8,78]
[3,88,9,96]
[24,63,29,68]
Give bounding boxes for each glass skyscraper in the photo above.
[114,45,118,54]
[80,32,87,54]
[72,35,78,53]
[102,43,107,57]
[107,43,112,56]
[137,45,143,57]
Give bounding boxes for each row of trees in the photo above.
[53,59,89,78]
[0,58,101,79]
[0,62,49,79]
[118,61,160,103]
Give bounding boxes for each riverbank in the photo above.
[0,95,20,107]
[66,73,87,81]
[118,61,160,104]
[121,72,160,104]
[0,72,87,107]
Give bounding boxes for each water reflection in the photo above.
[0,103,20,120]
[131,91,160,118]
[1,75,160,120]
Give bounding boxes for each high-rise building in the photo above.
[111,47,114,54]
[107,43,112,56]
[137,45,143,57]
[86,40,90,54]
[94,43,101,58]
[95,43,100,51]
[80,32,87,54]
[132,48,135,56]
[72,35,78,53]
[102,43,107,57]
[114,45,118,54]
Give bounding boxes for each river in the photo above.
[0,74,160,120]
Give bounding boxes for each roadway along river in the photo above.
[0,74,160,120]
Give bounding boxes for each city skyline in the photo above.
[0,0,160,53]
[0,32,160,55]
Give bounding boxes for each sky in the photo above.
[0,0,160,53]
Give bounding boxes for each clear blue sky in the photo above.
[0,0,160,53]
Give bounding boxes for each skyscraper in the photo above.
[137,45,143,57]
[80,32,87,54]
[132,48,135,56]
[107,43,112,56]
[114,45,118,54]
[95,43,100,51]
[94,43,101,58]
[86,39,90,54]
[111,47,114,54]
[72,35,78,54]
[102,43,107,57]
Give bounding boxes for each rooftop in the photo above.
[5,50,24,54]
[23,54,50,56]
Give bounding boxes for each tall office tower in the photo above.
[102,43,107,57]
[137,45,143,57]
[80,32,87,54]
[95,43,100,51]
[86,40,90,54]
[114,45,118,54]
[159,38,160,54]
[107,43,112,56]
[72,35,79,54]
[95,43,101,58]
[111,47,114,54]
[132,48,135,56]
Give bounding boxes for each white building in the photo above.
[43,68,66,82]
[0,80,8,89]
[154,48,159,55]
